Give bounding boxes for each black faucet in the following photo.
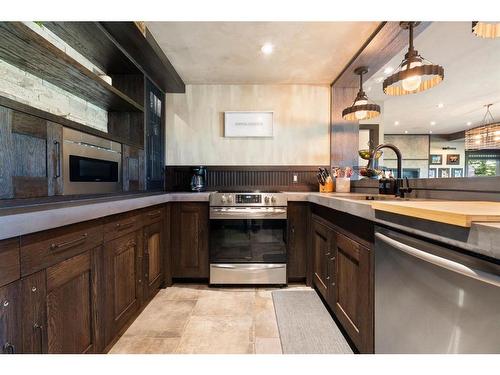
[367,143,412,198]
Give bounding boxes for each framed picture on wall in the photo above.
[428,168,437,178]
[447,154,460,165]
[429,154,443,165]
[452,168,463,177]
[224,111,274,137]
[438,168,450,178]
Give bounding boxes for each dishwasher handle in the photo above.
[375,232,500,288]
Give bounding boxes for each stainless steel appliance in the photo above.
[63,128,122,195]
[209,191,288,285]
[375,226,500,353]
[190,166,207,192]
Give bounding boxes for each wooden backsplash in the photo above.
[165,166,327,192]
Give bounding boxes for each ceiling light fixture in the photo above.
[467,121,472,126]
[430,121,436,126]
[472,22,500,39]
[384,67,394,75]
[466,104,500,150]
[437,103,444,108]
[383,22,444,96]
[261,43,274,55]
[394,121,400,126]
[342,67,381,121]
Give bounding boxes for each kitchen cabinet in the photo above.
[142,208,165,301]
[311,216,333,300]
[145,79,165,191]
[0,281,21,354]
[287,202,309,281]
[170,202,209,279]
[20,271,47,354]
[103,229,143,347]
[45,249,99,353]
[122,144,145,192]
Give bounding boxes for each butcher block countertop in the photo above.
[371,200,500,227]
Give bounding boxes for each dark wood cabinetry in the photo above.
[145,79,165,191]
[311,209,374,353]
[122,144,145,192]
[103,230,143,347]
[142,208,165,300]
[20,271,46,353]
[0,281,21,354]
[287,202,309,281]
[171,202,209,279]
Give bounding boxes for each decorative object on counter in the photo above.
[317,167,334,193]
[359,167,382,178]
[383,22,444,96]
[446,154,460,165]
[429,154,443,165]
[452,168,464,178]
[224,111,273,138]
[438,168,450,178]
[472,21,500,39]
[342,67,380,121]
[465,104,500,151]
[190,166,207,192]
[333,167,352,193]
[358,148,383,160]
[428,168,437,178]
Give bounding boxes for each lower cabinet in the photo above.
[287,202,309,281]
[311,213,373,354]
[103,230,143,348]
[45,250,99,354]
[143,221,164,301]
[170,202,209,278]
[0,281,21,354]
[20,270,46,353]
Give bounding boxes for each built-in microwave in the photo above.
[62,127,122,195]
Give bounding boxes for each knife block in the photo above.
[319,179,334,193]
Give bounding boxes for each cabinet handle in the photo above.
[325,252,331,256]
[2,342,15,354]
[33,323,44,353]
[2,299,9,307]
[54,140,61,179]
[326,276,330,280]
[50,233,88,251]
[116,221,134,231]
[330,257,336,261]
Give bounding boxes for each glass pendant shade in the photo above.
[472,22,500,38]
[342,67,380,121]
[383,22,444,96]
[465,105,500,150]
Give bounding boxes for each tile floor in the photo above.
[109,283,310,354]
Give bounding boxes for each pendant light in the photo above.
[342,67,380,121]
[472,22,500,39]
[465,104,500,151]
[383,22,444,96]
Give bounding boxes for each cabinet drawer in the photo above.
[103,212,142,242]
[142,206,164,226]
[20,221,103,276]
[0,238,20,287]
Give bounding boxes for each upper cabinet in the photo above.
[145,79,165,190]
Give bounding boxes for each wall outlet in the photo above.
[292,174,298,183]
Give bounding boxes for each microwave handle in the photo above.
[54,140,61,179]
[375,232,500,288]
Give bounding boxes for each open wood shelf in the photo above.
[0,22,144,113]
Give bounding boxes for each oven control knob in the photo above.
[221,195,227,203]
[264,196,270,204]
[227,195,234,203]
[271,196,277,204]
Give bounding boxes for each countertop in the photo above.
[1,191,499,260]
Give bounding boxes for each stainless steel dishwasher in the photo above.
[375,226,500,354]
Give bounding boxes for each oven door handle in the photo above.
[212,264,286,270]
[375,232,500,288]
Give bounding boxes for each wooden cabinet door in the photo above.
[171,203,209,278]
[0,281,21,354]
[143,221,163,300]
[311,217,332,300]
[21,271,47,353]
[103,230,143,346]
[287,202,309,281]
[331,231,372,353]
[45,249,98,354]
[122,144,145,192]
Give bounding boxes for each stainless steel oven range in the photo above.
[209,191,288,285]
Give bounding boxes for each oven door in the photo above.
[209,207,287,264]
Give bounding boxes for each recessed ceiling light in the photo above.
[404,130,408,134]
[429,130,433,134]
[430,121,436,126]
[394,121,400,126]
[384,67,394,75]
[437,103,444,108]
[467,121,472,126]
[365,86,372,92]
[261,43,274,55]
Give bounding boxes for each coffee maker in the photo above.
[190,166,207,192]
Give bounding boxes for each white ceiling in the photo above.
[146,22,380,84]
[362,22,500,135]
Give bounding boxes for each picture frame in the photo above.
[438,168,450,178]
[446,154,460,165]
[429,154,443,165]
[428,168,436,178]
[451,168,463,178]
[224,111,274,138]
